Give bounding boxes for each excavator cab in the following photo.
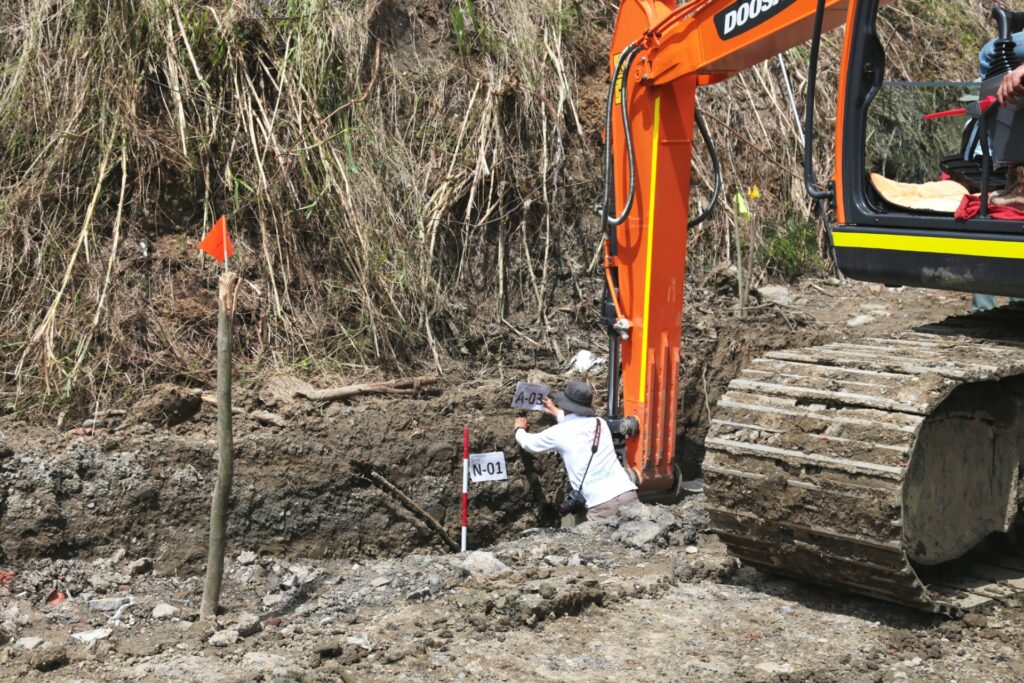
[835,3,1024,298]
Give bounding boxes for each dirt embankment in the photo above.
[0,384,570,572]
[1,278,970,573]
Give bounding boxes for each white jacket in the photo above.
[515,413,637,508]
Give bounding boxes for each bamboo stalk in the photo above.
[201,271,239,620]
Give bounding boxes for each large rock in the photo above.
[70,628,112,644]
[126,558,153,576]
[457,551,509,577]
[263,592,285,608]
[242,652,293,672]
[151,603,179,619]
[612,503,678,548]
[237,551,258,566]
[234,613,262,638]
[16,636,43,651]
[755,285,792,306]
[613,521,665,548]
[617,502,676,526]
[209,629,240,647]
[28,645,67,672]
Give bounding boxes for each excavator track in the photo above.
[705,307,1024,614]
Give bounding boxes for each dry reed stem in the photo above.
[0,0,993,417]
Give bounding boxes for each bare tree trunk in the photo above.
[201,272,238,619]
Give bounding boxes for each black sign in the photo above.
[511,381,549,411]
[714,0,797,40]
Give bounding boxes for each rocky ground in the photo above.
[6,278,1022,681]
[2,498,1024,682]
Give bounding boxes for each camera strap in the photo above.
[576,418,601,491]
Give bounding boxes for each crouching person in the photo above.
[514,380,638,524]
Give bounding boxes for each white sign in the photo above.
[511,381,549,411]
[469,451,508,482]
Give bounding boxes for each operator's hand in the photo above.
[998,63,1024,106]
[514,417,529,432]
[541,396,560,417]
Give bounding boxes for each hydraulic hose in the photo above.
[687,109,721,228]
[602,44,642,228]
[803,0,834,201]
[600,44,642,336]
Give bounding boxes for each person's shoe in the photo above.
[990,166,1024,207]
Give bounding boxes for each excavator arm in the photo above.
[605,0,851,493]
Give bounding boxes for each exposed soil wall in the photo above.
[1,281,970,572]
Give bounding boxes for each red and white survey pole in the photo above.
[460,425,469,552]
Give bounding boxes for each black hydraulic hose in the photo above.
[601,45,642,228]
[600,45,641,415]
[612,47,642,225]
[599,49,630,232]
[687,109,721,228]
[803,0,834,201]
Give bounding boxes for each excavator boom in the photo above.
[605,0,848,492]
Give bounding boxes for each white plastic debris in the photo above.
[566,350,606,376]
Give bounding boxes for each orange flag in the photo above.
[198,215,234,263]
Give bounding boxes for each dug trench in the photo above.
[0,386,568,571]
[0,278,969,573]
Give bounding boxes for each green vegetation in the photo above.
[0,0,607,416]
[761,216,825,281]
[450,0,477,54]
[0,0,998,416]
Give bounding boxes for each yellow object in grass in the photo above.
[732,191,750,220]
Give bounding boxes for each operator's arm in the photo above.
[514,420,561,454]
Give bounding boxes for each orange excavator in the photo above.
[603,0,1024,613]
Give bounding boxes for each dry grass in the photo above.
[0,0,995,417]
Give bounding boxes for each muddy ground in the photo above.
[6,278,1021,681]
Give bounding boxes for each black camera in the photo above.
[558,489,586,516]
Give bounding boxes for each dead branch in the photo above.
[198,393,288,427]
[295,375,438,402]
[367,470,459,553]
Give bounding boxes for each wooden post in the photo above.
[200,271,239,619]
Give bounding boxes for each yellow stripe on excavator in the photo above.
[834,231,1024,260]
[638,96,661,397]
